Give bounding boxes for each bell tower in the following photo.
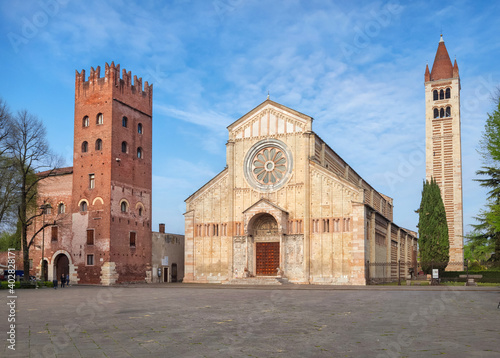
[424,35,464,269]
[73,62,153,284]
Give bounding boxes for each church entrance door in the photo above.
[256,242,280,276]
[249,213,281,276]
[54,254,69,283]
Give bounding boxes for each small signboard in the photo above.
[161,256,169,266]
[432,269,439,279]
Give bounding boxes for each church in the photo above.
[24,36,463,286]
[184,35,467,285]
[184,98,418,285]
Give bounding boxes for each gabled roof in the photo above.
[37,166,73,177]
[184,167,228,203]
[227,99,313,132]
[242,198,288,214]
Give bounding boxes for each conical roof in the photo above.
[430,35,454,80]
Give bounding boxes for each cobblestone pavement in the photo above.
[1,283,499,358]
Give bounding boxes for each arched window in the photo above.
[83,116,89,127]
[121,141,127,153]
[434,108,439,118]
[445,106,451,117]
[121,201,128,213]
[138,123,143,134]
[439,89,444,100]
[440,108,445,118]
[138,207,143,217]
[122,116,128,128]
[95,138,102,151]
[137,147,143,159]
[445,88,451,99]
[433,90,438,101]
[82,141,88,153]
[80,201,88,212]
[58,203,65,214]
[96,113,103,125]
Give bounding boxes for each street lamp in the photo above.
[40,203,52,282]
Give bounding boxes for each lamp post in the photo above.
[40,203,52,282]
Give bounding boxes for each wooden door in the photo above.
[171,264,178,282]
[256,242,280,276]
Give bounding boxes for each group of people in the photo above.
[53,274,70,289]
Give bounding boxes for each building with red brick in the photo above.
[28,63,153,285]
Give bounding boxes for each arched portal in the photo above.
[249,214,280,276]
[54,253,69,282]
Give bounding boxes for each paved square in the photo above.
[1,284,499,357]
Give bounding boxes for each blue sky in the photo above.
[1,0,499,235]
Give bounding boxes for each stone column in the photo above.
[386,222,391,280]
[351,203,367,285]
[184,210,195,282]
[369,210,376,279]
[303,132,313,282]
[227,139,235,279]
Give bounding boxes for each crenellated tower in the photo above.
[73,62,153,284]
[424,35,463,269]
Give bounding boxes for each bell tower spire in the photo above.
[424,35,464,270]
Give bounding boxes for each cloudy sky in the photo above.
[1,0,499,235]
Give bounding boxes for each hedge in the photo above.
[439,270,500,283]
[0,281,20,289]
[0,280,55,289]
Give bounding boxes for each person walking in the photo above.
[60,273,65,288]
[66,274,69,287]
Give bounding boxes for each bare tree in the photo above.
[0,98,9,151]
[6,110,62,280]
[0,98,18,229]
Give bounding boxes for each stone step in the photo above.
[223,277,284,285]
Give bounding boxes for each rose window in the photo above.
[252,147,287,184]
[243,139,293,191]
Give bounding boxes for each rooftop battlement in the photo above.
[75,62,152,113]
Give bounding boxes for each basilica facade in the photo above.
[184,100,418,285]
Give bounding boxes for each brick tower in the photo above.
[424,35,464,269]
[73,62,153,284]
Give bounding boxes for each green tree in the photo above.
[417,178,450,273]
[469,92,500,263]
[0,221,21,251]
